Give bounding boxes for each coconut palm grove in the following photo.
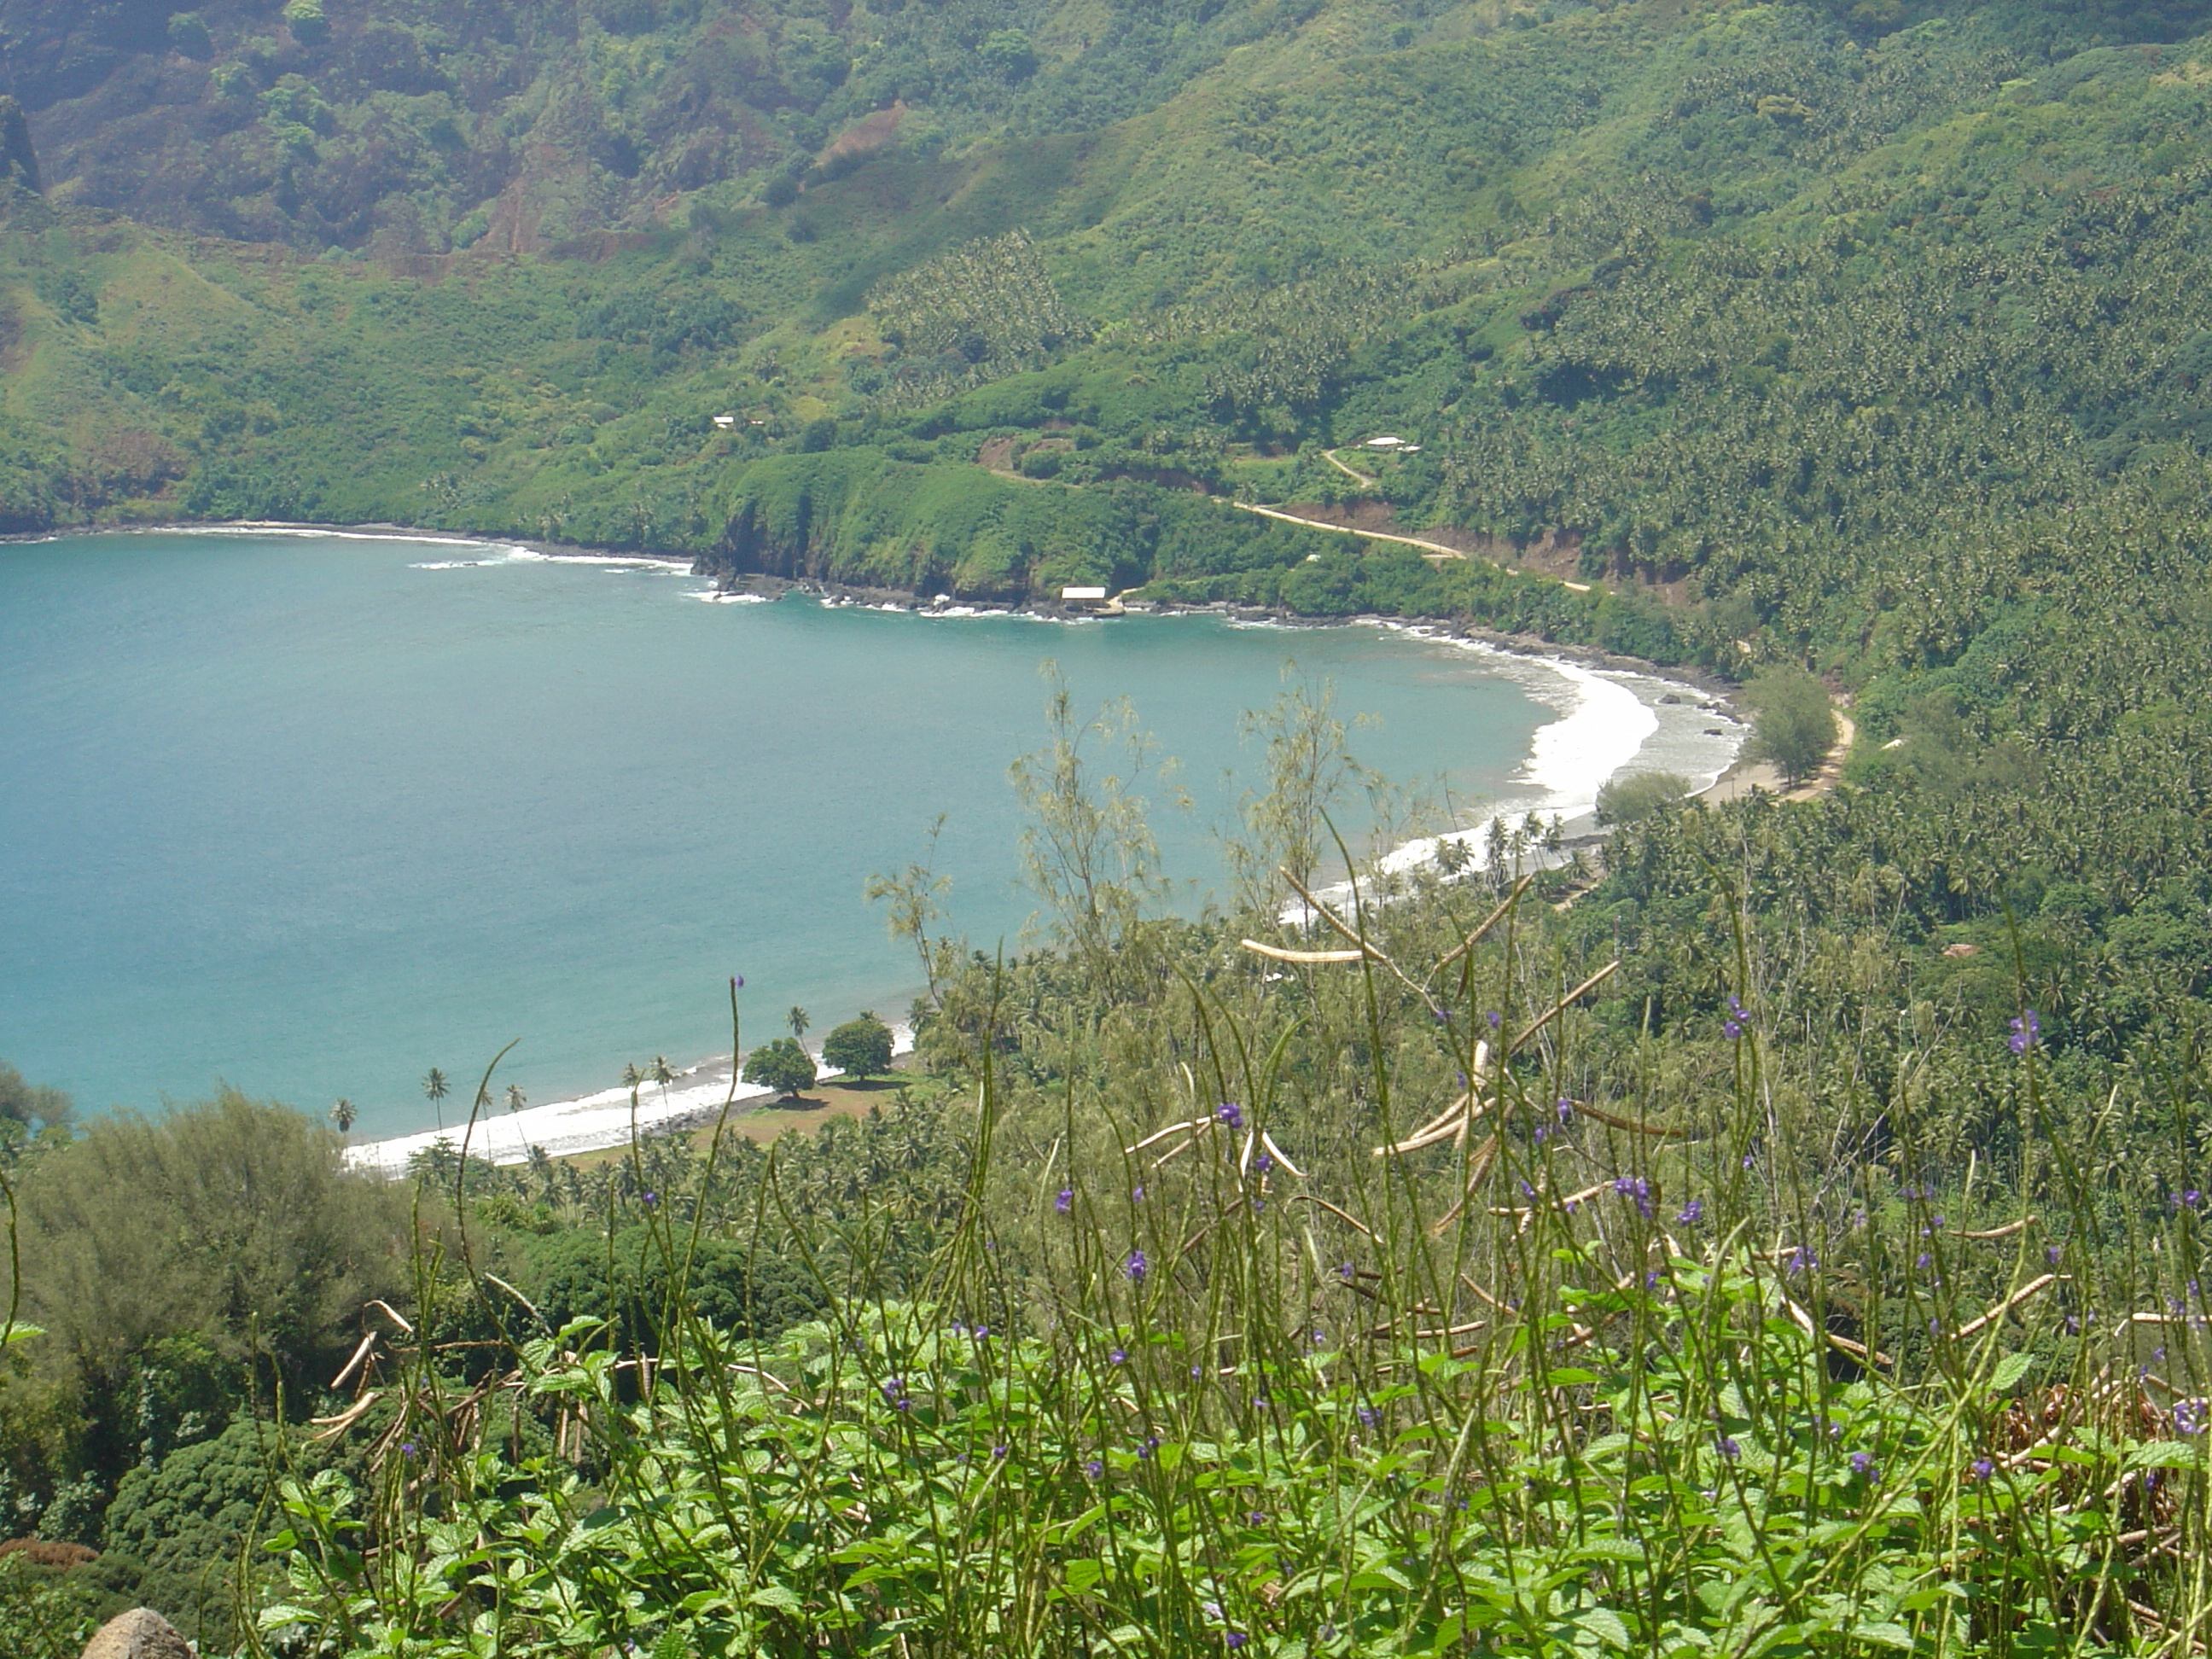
[11,0,2212,1652]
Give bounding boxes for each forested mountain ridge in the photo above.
[19,9,2212,1653]
[9,0,2212,591]
[0,0,1331,254]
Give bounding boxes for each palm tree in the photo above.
[329,1098,357,1135]
[506,1083,527,1114]
[423,1068,448,1130]
[788,1005,811,1041]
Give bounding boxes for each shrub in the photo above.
[1593,769,1693,825]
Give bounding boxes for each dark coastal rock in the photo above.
[79,1607,193,1659]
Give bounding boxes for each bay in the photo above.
[0,529,1719,1140]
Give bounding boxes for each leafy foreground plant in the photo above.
[260,891,2212,1657]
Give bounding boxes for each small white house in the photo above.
[712,414,736,429]
[1060,585,1109,603]
[1363,434,1407,449]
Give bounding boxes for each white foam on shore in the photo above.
[1338,625,1745,884]
[175,524,504,549]
[345,1025,915,1177]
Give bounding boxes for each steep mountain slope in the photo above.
[0,0,1336,253]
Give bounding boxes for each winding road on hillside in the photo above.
[1321,448,1380,488]
[1233,501,1595,592]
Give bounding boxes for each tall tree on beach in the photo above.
[422,1068,448,1131]
[329,1098,356,1135]
[787,1006,811,1042]
[506,1084,527,1115]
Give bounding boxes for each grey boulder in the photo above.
[79,1608,194,1659]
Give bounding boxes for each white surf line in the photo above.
[1233,502,1594,592]
[344,1026,916,1177]
[1282,632,1743,923]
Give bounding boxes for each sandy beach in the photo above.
[1365,625,1745,876]
[345,1026,915,1176]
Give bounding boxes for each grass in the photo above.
[253,866,2212,1657]
[555,1071,928,1171]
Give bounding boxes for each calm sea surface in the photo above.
[0,530,1563,1138]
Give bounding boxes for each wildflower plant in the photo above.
[259,870,2212,1658]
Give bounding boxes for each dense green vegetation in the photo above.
[15,0,2212,1651]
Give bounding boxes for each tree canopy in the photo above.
[742,1038,818,1100]
[823,1015,895,1080]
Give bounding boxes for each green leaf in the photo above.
[1989,1351,2033,1392]
[1852,1621,1918,1651]
[2128,1440,2206,1471]
[748,1584,804,1612]
[1572,1540,1652,1564]
[1576,1608,1633,1650]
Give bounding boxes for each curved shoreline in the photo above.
[30,521,1743,1166]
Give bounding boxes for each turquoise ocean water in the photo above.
[0,530,1566,1139]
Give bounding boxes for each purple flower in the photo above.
[992,1445,1008,1459]
[1132,1185,1144,1202]
[1917,1253,1932,1270]
[1337,1261,1356,1281]
[1226,1633,1249,1650]
[1851,1452,1877,1480]
[1056,1187,1073,1214]
[2047,1245,2063,1266]
[1086,1458,1104,1478]
[1724,994,1746,1039]
[1248,1510,1267,1524]
[400,1440,420,1459]
[1125,1249,1148,1282]
[1614,1175,1654,1218]
[732,975,744,989]
[1677,1199,1703,1225]
[1109,1348,1127,1365]
[1217,1102,1243,1130]
[974,1325,989,1340]
[1557,1097,1574,1125]
[1785,1247,1817,1275]
[2177,1400,2206,1436]
[2008,1011,2040,1054]
[1358,1406,1379,1428]
[1717,1435,1741,1460]
[2178,1190,2204,1212]
[1971,1458,1995,1481]
[1723,1018,1744,1040]
[1254,1151,1273,1173]
[641,1190,657,1207]
[1138,1435,1159,1459]
[1487,1010,1502,1029]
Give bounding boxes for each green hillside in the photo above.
[17,3,2212,1653]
